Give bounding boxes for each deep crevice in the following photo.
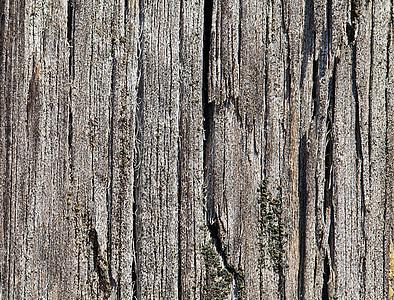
[202,0,214,227]
[323,55,337,226]
[262,13,269,180]
[68,106,73,179]
[202,0,213,149]
[328,57,338,298]
[323,107,332,222]
[352,28,366,281]
[177,133,182,300]
[206,220,245,299]
[178,0,184,298]
[106,21,117,289]
[347,0,360,45]
[238,3,242,68]
[280,3,290,299]
[384,1,393,297]
[281,0,291,119]
[89,226,112,299]
[312,59,319,120]
[125,0,129,15]
[132,0,145,297]
[0,0,5,62]
[234,97,243,126]
[368,1,374,180]
[327,0,332,53]
[203,0,214,220]
[346,23,355,46]
[322,67,335,299]
[299,0,314,89]
[298,134,307,300]
[67,0,75,176]
[67,0,75,80]
[322,255,330,300]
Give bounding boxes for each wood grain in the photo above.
[0,0,393,299]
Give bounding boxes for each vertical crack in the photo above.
[89,226,112,299]
[347,0,360,46]
[107,17,117,288]
[66,3,79,294]
[202,0,213,147]
[177,124,182,300]
[262,13,269,180]
[384,1,393,297]
[0,0,5,60]
[368,1,374,179]
[280,22,292,294]
[125,0,129,16]
[202,0,213,240]
[202,0,244,298]
[132,0,144,297]
[67,0,75,80]
[326,0,332,54]
[298,134,307,300]
[203,0,214,221]
[312,58,319,120]
[206,221,245,299]
[67,0,75,184]
[238,2,242,69]
[178,0,184,298]
[351,25,367,299]
[323,57,338,299]
[322,70,334,300]
[322,255,330,300]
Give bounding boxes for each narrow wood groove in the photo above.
[67,0,75,186]
[384,1,393,298]
[321,255,329,300]
[67,0,75,80]
[202,0,214,222]
[312,58,319,120]
[177,125,182,300]
[132,0,145,297]
[89,226,112,299]
[368,1,374,180]
[352,32,367,298]
[263,11,269,181]
[107,15,117,289]
[328,56,337,298]
[326,0,332,56]
[177,0,184,298]
[297,133,307,300]
[322,55,336,300]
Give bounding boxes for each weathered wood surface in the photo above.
[0,0,393,299]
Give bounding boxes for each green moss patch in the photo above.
[202,240,233,300]
[258,179,288,274]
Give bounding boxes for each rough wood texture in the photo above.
[0,0,393,299]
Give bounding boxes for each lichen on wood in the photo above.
[257,179,288,275]
[202,240,233,300]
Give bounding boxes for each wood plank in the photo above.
[178,0,205,299]
[135,0,181,298]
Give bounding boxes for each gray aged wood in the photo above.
[0,0,393,299]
